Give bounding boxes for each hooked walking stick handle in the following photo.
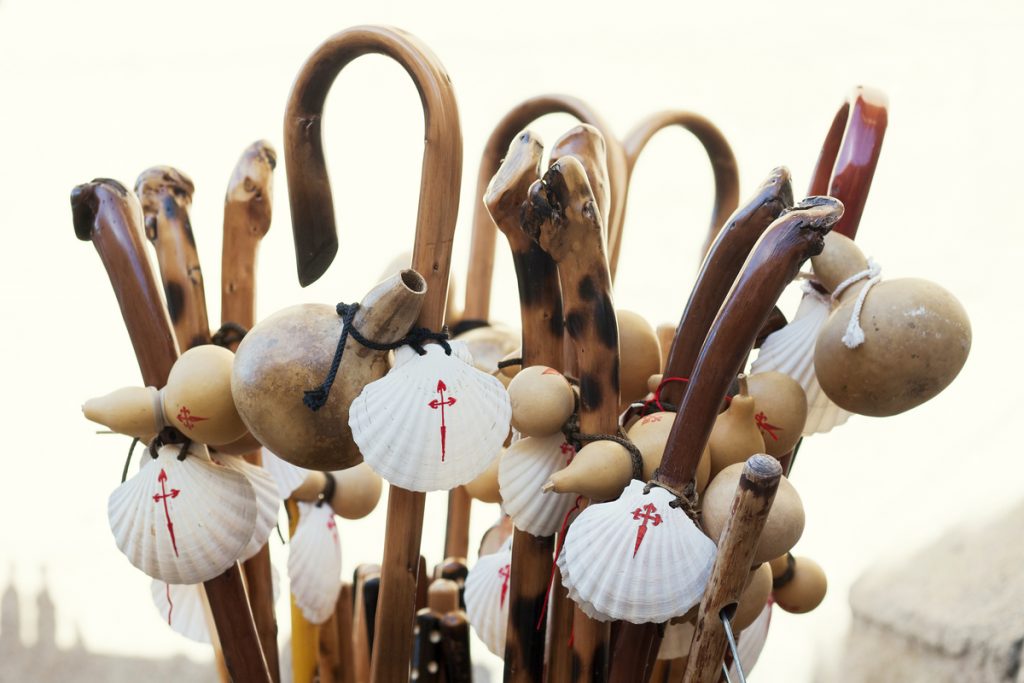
[619,110,740,267]
[284,25,462,683]
[807,86,888,240]
[71,179,271,683]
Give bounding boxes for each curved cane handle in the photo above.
[807,86,888,239]
[620,110,740,262]
[284,24,463,330]
[463,94,625,320]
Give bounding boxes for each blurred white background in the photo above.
[0,0,1020,680]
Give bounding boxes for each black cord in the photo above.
[211,321,248,348]
[316,472,337,508]
[303,302,452,411]
[122,438,140,483]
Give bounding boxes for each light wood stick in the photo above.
[335,583,357,683]
[72,179,270,682]
[484,129,561,682]
[524,150,620,682]
[136,167,210,350]
[282,26,462,682]
[682,456,781,683]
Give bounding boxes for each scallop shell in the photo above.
[212,454,281,561]
[151,565,281,644]
[288,501,341,624]
[262,448,310,499]
[657,620,695,660]
[498,433,578,536]
[463,538,512,657]
[350,341,511,492]
[751,286,851,435]
[557,480,716,623]
[108,443,257,584]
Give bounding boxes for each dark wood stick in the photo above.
[352,565,380,683]
[659,169,793,407]
[525,152,620,682]
[620,110,739,266]
[283,26,462,682]
[335,583,357,683]
[136,167,211,350]
[682,456,781,683]
[71,179,270,683]
[608,196,842,683]
[439,612,473,683]
[807,87,888,240]
[221,139,280,682]
[484,129,561,683]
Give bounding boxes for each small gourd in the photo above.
[543,439,633,501]
[617,310,662,411]
[162,345,248,446]
[506,365,575,437]
[773,555,827,614]
[707,375,766,478]
[701,462,804,564]
[745,372,808,457]
[83,386,163,441]
[732,562,773,631]
[293,464,383,520]
[464,450,503,504]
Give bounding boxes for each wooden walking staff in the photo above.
[136,167,211,351]
[524,150,621,682]
[681,455,782,683]
[283,25,462,682]
[71,179,271,683]
[615,110,740,273]
[220,140,281,682]
[607,194,844,683]
[445,95,622,564]
[483,128,562,682]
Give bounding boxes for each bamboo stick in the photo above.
[524,148,620,682]
[282,26,462,682]
[220,140,280,682]
[71,179,270,682]
[681,456,781,683]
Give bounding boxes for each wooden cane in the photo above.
[681,456,782,683]
[283,25,462,682]
[71,179,271,683]
[220,139,281,682]
[335,583,357,683]
[484,128,563,682]
[807,86,888,240]
[618,111,739,266]
[318,610,343,683]
[351,564,381,683]
[607,195,844,683]
[523,149,621,682]
[136,167,211,351]
[446,95,621,565]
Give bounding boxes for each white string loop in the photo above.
[829,258,882,349]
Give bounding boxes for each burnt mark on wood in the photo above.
[609,356,620,395]
[188,333,208,350]
[548,304,565,339]
[578,275,598,302]
[594,294,617,349]
[565,310,589,340]
[579,373,604,412]
[183,216,197,247]
[513,251,541,307]
[162,194,178,221]
[165,281,185,324]
[70,184,100,240]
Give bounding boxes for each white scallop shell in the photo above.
[262,448,310,499]
[464,538,512,657]
[212,454,281,561]
[350,341,512,492]
[751,286,852,435]
[288,501,341,624]
[657,620,695,660]
[151,565,281,644]
[499,433,578,536]
[108,443,257,584]
[557,480,716,623]
[730,603,771,678]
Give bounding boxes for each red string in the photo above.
[642,376,689,413]
[755,411,782,441]
[536,496,583,631]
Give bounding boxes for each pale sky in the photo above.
[0,0,1021,680]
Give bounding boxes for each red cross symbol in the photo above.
[640,413,664,426]
[176,405,209,431]
[498,564,511,608]
[560,442,576,464]
[153,469,181,557]
[754,411,782,441]
[631,503,662,558]
[428,380,457,461]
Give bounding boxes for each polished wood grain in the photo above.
[807,87,888,240]
[681,456,781,683]
[284,27,462,682]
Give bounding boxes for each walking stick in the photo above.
[71,179,271,683]
[523,148,622,682]
[283,25,462,682]
[220,140,280,681]
[616,111,739,272]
